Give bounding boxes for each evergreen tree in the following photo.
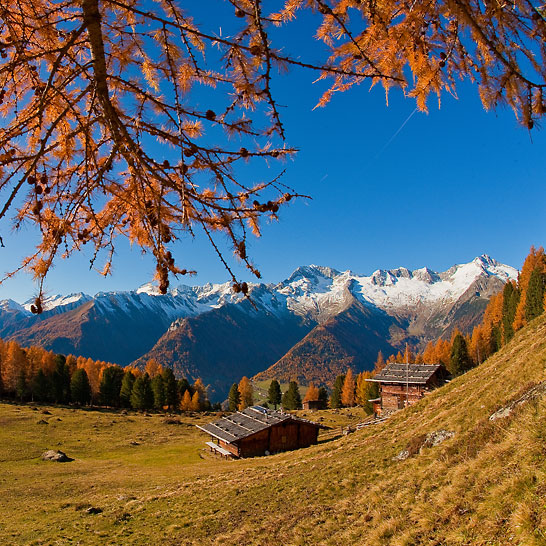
[162,368,179,410]
[267,379,282,409]
[238,376,254,410]
[282,381,302,410]
[318,387,329,409]
[330,374,345,409]
[525,267,545,322]
[450,333,473,376]
[99,365,124,406]
[151,375,166,410]
[31,369,50,402]
[341,369,356,407]
[15,369,26,402]
[228,383,241,412]
[70,369,91,406]
[178,378,192,400]
[502,281,519,343]
[51,355,71,404]
[120,371,135,408]
[130,373,153,411]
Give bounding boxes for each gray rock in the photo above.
[394,449,410,461]
[41,450,73,462]
[489,407,513,421]
[423,430,455,448]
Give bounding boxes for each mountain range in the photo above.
[0,255,517,399]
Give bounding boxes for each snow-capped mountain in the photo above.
[0,255,518,398]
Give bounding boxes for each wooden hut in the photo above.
[367,363,448,415]
[302,399,326,411]
[197,406,326,458]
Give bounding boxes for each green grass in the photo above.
[2,315,546,545]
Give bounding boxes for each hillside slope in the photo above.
[1,315,545,545]
[161,314,546,545]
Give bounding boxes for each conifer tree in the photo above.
[238,377,254,411]
[341,369,356,407]
[99,365,124,407]
[282,381,302,410]
[318,387,329,409]
[330,375,345,409]
[178,378,192,400]
[151,375,166,410]
[31,369,50,402]
[70,368,91,406]
[51,355,71,404]
[120,371,135,408]
[193,378,209,410]
[525,268,545,322]
[449,333,473,377]
[162,368,179,411]
[502,281,520,343]
[180,389,192,412]
[190,391,201,412]
[267,380,282,409]
[15,369,26,402]
[374,351,386,373]
[303,383,319,403]
[130,374,153,411]
[228,383,241,412]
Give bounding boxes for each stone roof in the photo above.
[197,405,323,444]
[368,363,444,385]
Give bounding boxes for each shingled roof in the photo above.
[197,406,323,444]
[368,363,444,385]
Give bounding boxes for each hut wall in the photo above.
[218,439,240,457]
[236,421,320,457]
[381,384,425,410]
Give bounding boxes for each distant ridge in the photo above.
[0,255,518,398]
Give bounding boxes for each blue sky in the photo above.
[0,4,545,302]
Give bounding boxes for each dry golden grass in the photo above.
[1,315,546,545]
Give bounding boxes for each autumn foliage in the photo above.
[1,1,545,306]
[381,246,546,376]
[0,337,211,410]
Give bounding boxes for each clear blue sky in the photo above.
[1,4,545,302]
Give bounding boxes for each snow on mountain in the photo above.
[22,292,92,313]
[0,299,29,314]
[1,255,518,324]
[273,255,518,318]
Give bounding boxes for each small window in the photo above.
[281,435,287,443]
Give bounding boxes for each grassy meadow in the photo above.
[1,315,546,545]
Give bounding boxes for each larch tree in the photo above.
[238,376,254,410]
[340,368,355,407]
[180,388,192,411]
[1,0,545,306]
[303,382,319,402]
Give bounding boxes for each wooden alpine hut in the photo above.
[197,405,326,458]
[367,363,448,415]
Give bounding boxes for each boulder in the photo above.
[41,450,73,462]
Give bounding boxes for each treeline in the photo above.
[0,339,215,411]
[380,246,546,375]
[228,372,378,414]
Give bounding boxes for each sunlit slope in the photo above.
[170,314,546,545]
